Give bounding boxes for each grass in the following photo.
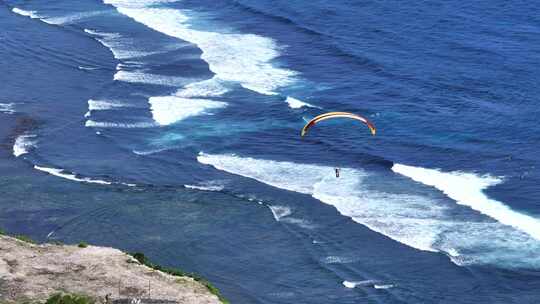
[45,293,94,304]
[0,227,36,244]
[131,252,229,304]
[14,235,35,244]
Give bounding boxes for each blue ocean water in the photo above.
[1,0,540,302]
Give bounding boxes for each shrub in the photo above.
[14,235,35,244]
[130,252,228,303]
[45,293,94,304]
[77,242,88,248]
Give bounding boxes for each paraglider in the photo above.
[301,111,376,178]
[301,111,376,137]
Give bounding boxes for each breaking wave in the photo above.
[84,29,160,60]
[197,153,540,268]
[104,0,298,95]
[149,96,227,126]
[148,77,229,126]
[285,96,319,109]
[392,164,540,241]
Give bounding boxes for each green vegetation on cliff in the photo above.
[131,253,229,304]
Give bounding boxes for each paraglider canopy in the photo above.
[301,111,376,137]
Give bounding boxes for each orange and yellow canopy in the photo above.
[301,112,376,137]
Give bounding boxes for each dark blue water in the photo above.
[1,0,540,303]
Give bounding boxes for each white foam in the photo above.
[78,66,101,71]
[113,70,193,87]
[0,103,15,114]
[144,77,229,126]
[374,284,395,289]
[285,96,319,109]
[175,77,229,98]
[84,28,110,36]
[342,280,378,289]
[267,205,315,228]
[149,96,226,125]
[86,99,130,118]
[184,181,225,192]
[34,166,112,185]
[85,120,157,128]
[197,153,441,250]
[84,29,158,60]
[281,217,317,229]
[268,205,292,221]
[42,10,108,25]
[12,8,41,19]
[88,99,128,111]
[104,1,298,95]
[13,134,37,157]
[103,0,180,8]
[197,153,540,268]
[132,147,172,155]
[322,256,359,264]
[392,164,540,241]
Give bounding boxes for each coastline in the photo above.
[0,233,227,304]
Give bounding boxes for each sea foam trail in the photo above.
[103,0,298,95]
[184,180,225,192]
[392,164,540,241]
[34,166,112,185]
[88,99,129,111]
[13,135,37,157]
[113,70,193,87]
[11,8,41,19]
[11,7,100,25]
[41,10,109,25]
[85,120,157,128]
[84,29,159,60]
[268,205,292,221]
[197,153,540,267]
[267,205,315,229]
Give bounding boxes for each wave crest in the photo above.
[198,153,540,268]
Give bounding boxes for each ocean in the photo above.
[1,0,540,302]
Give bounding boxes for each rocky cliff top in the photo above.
[0,235,223,304]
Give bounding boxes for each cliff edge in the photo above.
[0,235,223,304]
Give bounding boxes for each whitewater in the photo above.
[102,0,312,128]
[198,153,540,267]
